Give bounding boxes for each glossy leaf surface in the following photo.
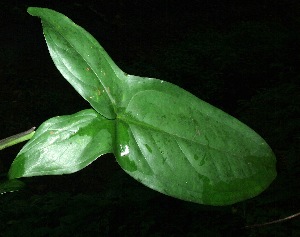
[115,77,276,205]
[28,7,124,119]
[9,8,276,205]
[9,109,114,178]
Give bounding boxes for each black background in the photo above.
[0,1,299,236]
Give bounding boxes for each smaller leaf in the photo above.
[9,109,114,179]
[0,179,25,195]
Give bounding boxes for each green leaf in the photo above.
[9,109,114,178]
[9,7,276,205]
[0,179,25,195]
[115,79,276,205]
[27,7,124,119]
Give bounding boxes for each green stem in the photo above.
[0,127,36,151]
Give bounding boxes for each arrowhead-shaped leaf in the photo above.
[9,8,276,205]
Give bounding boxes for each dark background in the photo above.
[0,0,299,236]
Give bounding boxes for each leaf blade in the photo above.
[27,7,124,119]
[9,109,114,178]
[24,8,277,205]
[115,76,276,205]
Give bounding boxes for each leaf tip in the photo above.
[27,7,50,17]
[27,7,38,16]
